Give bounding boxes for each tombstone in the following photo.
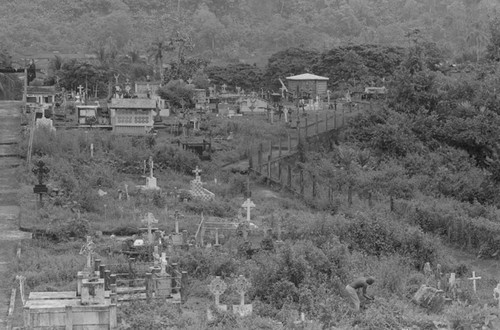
[81,277,106,305]
[232,275,252,317]
[209,276,228,311]
[213,228,221,250]
[141,212,159,245]
[412,285,446,313]
[436,264,443,290]
[241,198,256,222]
[189,166,215,201]
[145,156,160,190]
[236,86,241,95]
[172,211,184,246]
[468,271,481,294]
[79,236,96,273]
[155,252,172,298]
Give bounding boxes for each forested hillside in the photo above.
[1,0,500,64]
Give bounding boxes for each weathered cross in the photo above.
[149,156,154,178]
[79,235,96,271]
[192,166,202,180]
[241,198,255,222]
[77,85,84,96]
[209,276,227,306]
[32,160,50,185]
[142,212,158,244]
[468,271,481,294]
[233,275,251,306]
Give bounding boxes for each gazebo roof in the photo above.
[286,73,329,81]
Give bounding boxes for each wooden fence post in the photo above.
[305,118,308,138]
[269,141,273,159]
[146,273,152,303]
[315,113,319,134]
[278,162,282,183]
[342,105,345,126]
[287,165,292,188]
[334,111,337,129]
[312,175,317,199]
[288,133,291,151]
[181,271,188,304]
[279,137,282,157]
[300,170,304,196]
[325,112,328,131]
[258,143,263,172]
[267,157,271,184]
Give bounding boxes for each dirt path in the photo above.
[0,101,32,328]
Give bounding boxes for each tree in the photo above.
[148,39,175,82]
[157,79,195,111]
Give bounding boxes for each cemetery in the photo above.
[4,30,500,330]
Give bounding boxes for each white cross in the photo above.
[241,198,255,222]
[142,212,158,244]
[77,85,84,95]
[193,166,202,180]
[468,271,481,293]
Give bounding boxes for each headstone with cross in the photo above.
[77,85,84,100]
[79,236,96,273]
[172,210,184,246]
[141,212,159,244]
[232,275,253,317]
[209,276,228,311]
[242,198,255,222]
[221,84,227,94]
[468,271,481,294]
[155,251,172,298]
[32,160,50,206]
[144,156,160,190]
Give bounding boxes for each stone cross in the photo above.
[187,78,193,84]
[33,160,50,185]
[468,271,481,294]
[241,198,255,222]
[193,166,202,180]
[233,275,251,306]
[77,85,84,96]
[79,236,96,271]
[236,86,241,95]
[114,74,120,84]
[209,276,227,306]
[142,212,158,244]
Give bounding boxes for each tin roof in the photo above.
[26,85,57,95]
[286,73,329,81]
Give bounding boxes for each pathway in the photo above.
[0,101,31,329]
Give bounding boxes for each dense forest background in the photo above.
[1,0,500,65]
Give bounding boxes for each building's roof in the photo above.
[26,85,57,94]
[110,98,158,109]
[286,73,329,81]
[135,81,162,86]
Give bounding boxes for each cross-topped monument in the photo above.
[77,85,84,96]
[468,271,481,294]
[241,198,256,222]
[233,275,252,317]
[79,236,96,272]
[209,276,227,308]
[193,166,202,181]
[141,212,159,244]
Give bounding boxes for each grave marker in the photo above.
[468,271,481,294]
[241,198,255,222]
[79,236,96,272]
[141,212,159,244]
[209,276,227,311]
[144,156,160,190]
[172,210,184,246]
[494,283,500,311]
[232,275,252,317]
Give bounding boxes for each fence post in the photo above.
[65,306,73,330]
[305,118,308,138]
[267,157,271,184]
[300,170,304,196]
[269,141,273,159]
[248,147,253,171]
[334,110,337,129]
[146,273,152,303]
[325,112,328,131]
[258,143,263,172]
[342,105,345,126]
[278,162,282,183]
[279,137,282,157]
[288,133,292,151]
[104,269,111,291]
[315,113,319,135]
[287,165,292,188]
[181,271,188,304]
[312,175,317,199]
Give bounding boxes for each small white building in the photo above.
[109,98,157,134]
[26,85,57,105]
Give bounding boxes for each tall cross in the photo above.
[192,166,202,180]
[142,212,158,244]
[79,235,96,271]
[77,85,84,96]
[209,276,227,306]
[234,275,251,306]
[241,198,255,222]
[468,271,481,294]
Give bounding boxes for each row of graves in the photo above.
[412,262,500,328]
